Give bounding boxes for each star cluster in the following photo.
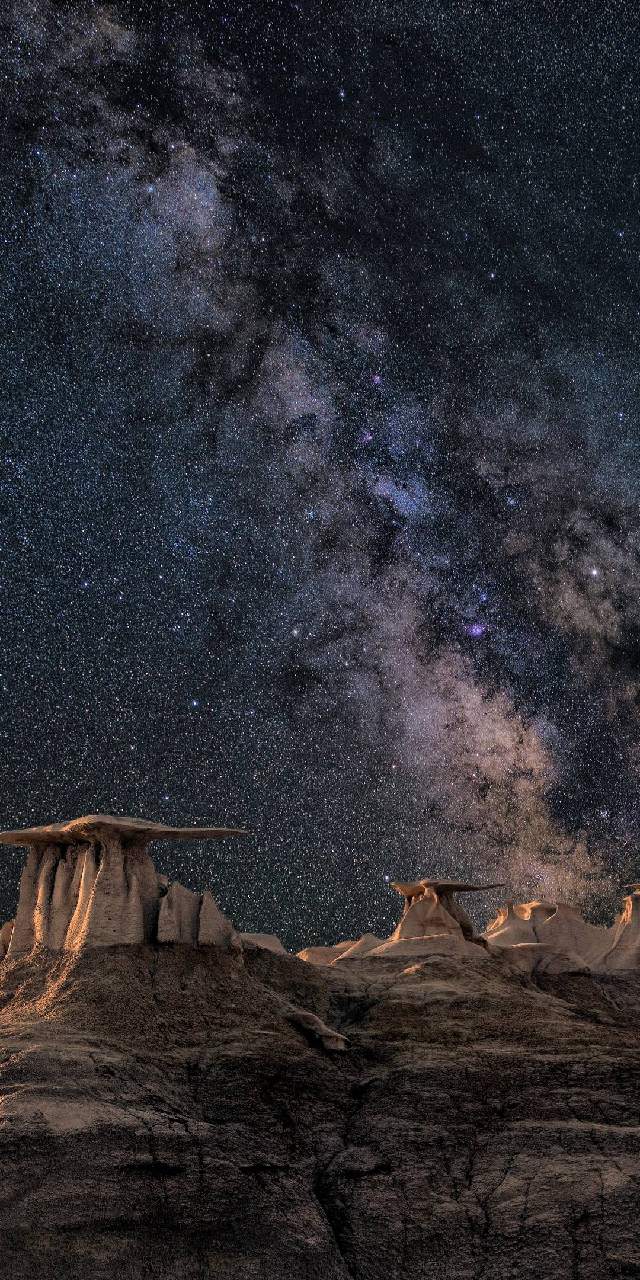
[0,0,639,946]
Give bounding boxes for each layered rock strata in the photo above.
[0,930,639,1279]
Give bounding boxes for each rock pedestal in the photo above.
[390,877,504,941]
[0,814,248,956]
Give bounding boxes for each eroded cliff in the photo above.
[0,936,639,1279]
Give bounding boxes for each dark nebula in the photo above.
[1,1,639,947]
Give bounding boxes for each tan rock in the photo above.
[0,813,250,847]
[330,933,383,962]
[297,940,356,966]
[2,812,247,955]
[158,882,201,944]
[391,876,504,940]
[484,900,614,971]
[287,1007,348,1052]
[600,887,640,970]
[368,932,477,960]
[198,890,238,948]
[0,920,13,958]
[392,887,463,941]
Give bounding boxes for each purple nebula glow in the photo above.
[466,622,487,638]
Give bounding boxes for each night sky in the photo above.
[1,1,639,948]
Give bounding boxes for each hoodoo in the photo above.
[390,876,505,940]
[297,875,506,964]
[0,813,249,954]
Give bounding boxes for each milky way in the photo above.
[0,1,639,947]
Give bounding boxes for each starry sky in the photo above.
[1,0,639,948]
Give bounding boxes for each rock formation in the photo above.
[0,829,640,1276]
[0,814,248,955]
[0,906,639,1279]
[299,876,505,965]
[391,876,504,940]
[482,899,609,969]
[597,885,640,971]
[296,878,640,976]
[241,932,287,954]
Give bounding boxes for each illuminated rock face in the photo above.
[0,814,246,956]
[10,837,158,952]
[600,888,640,971]
[297,880,640,975]
[483,900,613,964]
[391,886,463,941]
[483,891,640,973]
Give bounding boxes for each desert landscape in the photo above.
[0,814,638,1278]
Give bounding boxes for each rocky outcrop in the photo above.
[391,876,504,940]
[0,920,13,958]
[599,886,640,970]
[241,932,286,954]
[0,814,247,955]
[156,882,240,948]
[0,825,640,1275]
[298,881,640,976]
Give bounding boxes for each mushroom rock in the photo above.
[391,885,462,941]
[0,814,248,955]
[299,878,506,970]
[390,878,505,942]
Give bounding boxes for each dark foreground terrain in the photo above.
[0,940,638,1279]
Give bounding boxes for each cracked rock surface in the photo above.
[0,941,638,1278]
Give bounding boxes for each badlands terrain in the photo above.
[0,816,638,1278]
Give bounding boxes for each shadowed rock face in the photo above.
[0,938,639,1279]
